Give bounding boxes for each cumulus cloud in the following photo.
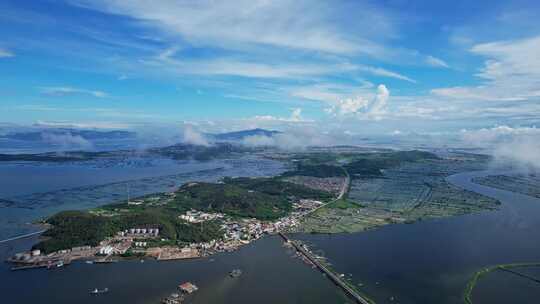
[182,125,209,146]
[326,84,390,120]
[425,55,449,68]
[40,86,108,98]
[325,96,368,115]
[371,84,389,114]
[41,132,94,150]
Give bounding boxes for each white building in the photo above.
[99,246,114,255]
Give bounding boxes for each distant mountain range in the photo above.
[1,127,279,146]
[1,129,137,141]
[209,128,280,141]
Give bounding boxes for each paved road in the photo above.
[300,166,350,218]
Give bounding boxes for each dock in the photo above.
[279,232,372,304]
[11,259,70,271]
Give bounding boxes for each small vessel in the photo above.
[85,260,94,264]
[229,269,242,278]
[90,287,109,294]
[47,260,64,269]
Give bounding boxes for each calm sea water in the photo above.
[296,170,540,304]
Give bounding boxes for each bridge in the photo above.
[0,230,46,244]
[279,232,372,304]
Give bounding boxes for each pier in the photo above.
[279,232,372,304]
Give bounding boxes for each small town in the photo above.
[7,198,326,269]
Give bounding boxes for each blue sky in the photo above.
[1,0,540,140]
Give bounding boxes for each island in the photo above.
[7,149,501,304]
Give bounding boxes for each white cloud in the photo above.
[358,65,416,83]
[432,35,540,102]
[40,86,109,98]
[70,0,393,56]
[0,48,14,58]
[34,120,132,129]
[289,82,374,103]
[41,132,94,150]
[290,108,302,122]
[182,125,209,146]
[371,84,389,114]
[242,128,334,150]
[173,58,354,79]
[326,84,390,120]
[250,108,311,123]
[425,55,449,68]
[460,125,540,172]
[460,125,540,144]
[325,96,369,116]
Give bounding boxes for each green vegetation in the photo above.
[326,199,364,209]
[283,164,346,178]
[172,182,290,220]
[34,211,117,253]
[224,177,333,200]
[281,150,438,179]
[170,178,332,220]
[34,175,331,253]
[345,150,439,178]
[151,142,249,161]
[33,208,223,254]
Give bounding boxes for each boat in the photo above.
[47,260,64,269]
[229,269,242,278]
[85,260,94,264]
[90,287,109,294]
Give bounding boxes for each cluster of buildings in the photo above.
[118,227,160,237]
[137,199,325,259]
[9,193,330,267]
[178,210,224,223]
[8,245,97,267]
[285,176,345,196]
[97,238,133,256]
